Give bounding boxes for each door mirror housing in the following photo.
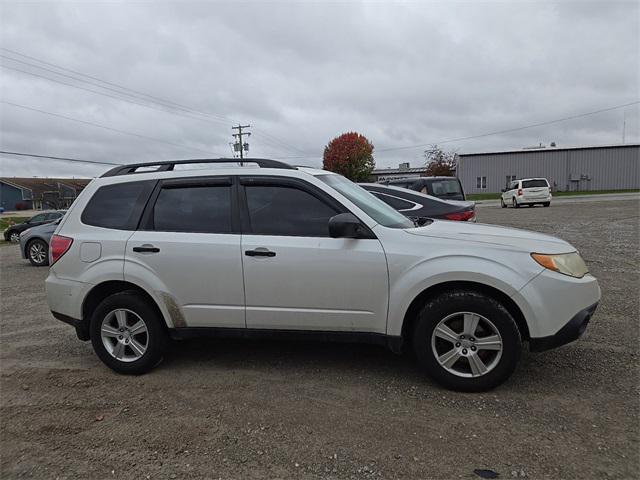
[501,188,507,192]
[328,213,374,239]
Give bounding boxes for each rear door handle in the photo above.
[245,248,276,257]
[133,245,160,253]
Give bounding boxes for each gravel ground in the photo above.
[1,199,638,479]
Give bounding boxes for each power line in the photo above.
[376,100,640,153]
[1,100,218,155]
[0,150,121,166]
[1,48,311,156]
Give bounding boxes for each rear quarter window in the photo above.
[81,181,154,230]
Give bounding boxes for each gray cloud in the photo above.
[0,0,638,178]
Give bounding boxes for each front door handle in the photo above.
[245,248,276,257]
[133,245,160,253]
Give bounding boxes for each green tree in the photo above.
[323,132,375,181]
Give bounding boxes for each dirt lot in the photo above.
[1,199,638,479]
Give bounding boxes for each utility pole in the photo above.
[232,124,251,163]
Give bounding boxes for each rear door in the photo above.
[239,176,389,333]
[124,176,245,328]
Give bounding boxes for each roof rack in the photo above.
[100,158,296,177]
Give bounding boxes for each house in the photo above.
[0,177,92,211]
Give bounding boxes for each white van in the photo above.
[501,178,552,208]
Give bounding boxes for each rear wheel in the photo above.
[412,290,522,391]
[27,239,49,266]
[90,292,168,374]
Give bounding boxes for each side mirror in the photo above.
[328,213,373,239]
[501,188,506,192]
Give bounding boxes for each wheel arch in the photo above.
[400,280,530,350]
[82,280,171,332]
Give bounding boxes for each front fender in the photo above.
[386,254,542,336]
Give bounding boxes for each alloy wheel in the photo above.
[100,309,149,362]
[9,232,20,242]
[29,242,47,265]
[431,311,503,378]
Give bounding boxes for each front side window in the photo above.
[82,181,154,230]
[317,174,414,229]
[245,185,337,236]
[153,185,232,233]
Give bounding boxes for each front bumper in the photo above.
[529,303,597,351]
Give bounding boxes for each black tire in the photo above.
[543,202,550,207]
[89,291,169,375]
[27,238,49,266]
[500,198,507,208]
[512,197,519,208]
[7,230,20,243]
[412,290,522,392]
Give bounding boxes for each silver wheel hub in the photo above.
[29,243,46,263]
[100,309,149,363]
[10,233,19,242]
[431,311,503,378]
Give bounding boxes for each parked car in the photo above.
[501,178,552,208]
[360,183,476,223]
[3,210,66,242]
[46,159,600,392]
[19,217,63,266]
[382,176,466,201]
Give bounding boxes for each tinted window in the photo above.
[522,179,549,188]
[245,185,337,236]
[45,212,62,221]
[372,192,416,210]
[153,186,232,233]
[82,181,153,230]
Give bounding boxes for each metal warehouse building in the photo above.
[456,144,639,194]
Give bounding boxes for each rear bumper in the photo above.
[529,303,597,351]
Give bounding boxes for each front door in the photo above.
[125,177,245,328]
[239,177,389,334]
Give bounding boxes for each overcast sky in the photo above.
[0,0,638,178]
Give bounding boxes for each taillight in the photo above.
[517,188,523,196]
[444,210,475,222]
[49,235,73,265]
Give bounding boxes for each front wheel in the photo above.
[512,197,519,208]
[543,202,550,207]
[8,230,20,243]
[412,290,522,391]
[500,198,507,208]
[90,292,169,374]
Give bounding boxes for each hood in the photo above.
[405,220,574,254]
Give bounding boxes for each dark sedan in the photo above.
[3,210,65,242]
[360,184,476,223]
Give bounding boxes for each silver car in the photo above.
[20,218,62,266]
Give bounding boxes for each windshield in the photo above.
[317,174,414,229]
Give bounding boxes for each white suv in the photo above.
[46,159,600,391]
[501,178,552,208]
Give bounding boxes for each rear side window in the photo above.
[522,179,549,188]
[82,181,153,230]
[152,185,232,233]
[245,185,338,237]
[431,179,462,196]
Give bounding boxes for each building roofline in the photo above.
[459,143,640,157]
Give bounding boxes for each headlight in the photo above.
[531,252,589,278]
